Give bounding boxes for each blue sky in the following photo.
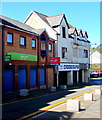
[1,2,100,47]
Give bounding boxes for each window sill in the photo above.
[32,48,36,50]
[7,43,13,46]
[20,46,26,49]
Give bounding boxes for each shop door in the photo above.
[18,69,26,89]
[40,69,46,85]
[73,71,77,85]
[59,71,67,85]
[30,69,37,88]
[4,69,14,93]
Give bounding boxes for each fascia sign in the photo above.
[59,64,79,71]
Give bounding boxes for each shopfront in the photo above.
[58,63,79,86]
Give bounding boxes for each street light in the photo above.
[90,43,97,69]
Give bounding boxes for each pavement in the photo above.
[2,83,86,104]
[28,86,101,120]
[2,79,102,120]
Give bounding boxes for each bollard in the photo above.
[20,89,29,96]
[67,99,80,112]
[49,87,56,92]
[60,85,67,90]
[84,93,93,101]
[95,89,102,95]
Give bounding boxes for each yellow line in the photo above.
[3,90,67,105]
[16,89,95,120]
[16,110,42,120]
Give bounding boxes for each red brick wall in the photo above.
[47,68,54,87]
[38,32,54,66]
[4,27,38,56]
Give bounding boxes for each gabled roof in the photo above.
[69,24,74,28]
[0,15,38,35]
[24,10,69,29]
[33,28,46,35]
[82,31,88,38]
[46,14,64,27]
[77,29,83,36]
[68,27,78,35]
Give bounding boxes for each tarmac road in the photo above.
[2,78,102,120]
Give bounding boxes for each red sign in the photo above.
[50,57,60,65]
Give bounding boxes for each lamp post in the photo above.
[90,43,97,69]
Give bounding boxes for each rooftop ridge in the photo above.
[47,14,64,18]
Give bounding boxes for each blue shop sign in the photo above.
[59,64,79,71]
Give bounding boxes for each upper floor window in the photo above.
[73,48,78,57]
[32,40,36,48]
[62,27,66,38]
[49,44,52,51]
[78,49,83,58]
[7,33,13,43]
[84,50,88,58]
[20,36,26,46]
[41,41,46,50]
[79,40,82,45]
[62,47,67,58]
[74,34,77,43]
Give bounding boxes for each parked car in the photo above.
[95,71,102,77]
[90,71,99,78]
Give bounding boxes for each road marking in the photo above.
[16,89,95,120]
[2,90,67,106]
[28,111,48,120]
[16,110,42,120]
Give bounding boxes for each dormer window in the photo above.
[62,27,66,38]
[74,34,77,43]
[79,34,82,45]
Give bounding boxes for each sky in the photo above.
[1,2,100,47]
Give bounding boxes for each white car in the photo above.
[90,71,99,78]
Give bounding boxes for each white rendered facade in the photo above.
[24,11,90,86]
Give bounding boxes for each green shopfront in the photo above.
[3,52,38,93]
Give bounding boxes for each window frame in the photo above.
[32,39,36,48]
[62,47,67,58]
[20,36,26,46]
[84,50,88,58]
[62,27,66,38]
[49,44,52,51]
[7,33,13,44]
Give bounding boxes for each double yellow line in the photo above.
[16,89,95,120]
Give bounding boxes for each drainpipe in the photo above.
[2,24,5,92]
[56,33,59,87]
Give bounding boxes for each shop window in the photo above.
[7,33,13,43]
[20,36,26,46]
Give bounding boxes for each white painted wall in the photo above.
[69,37,90,64]
[56,18,73,63]
[90,51,101,64]
[25,12,57,40]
